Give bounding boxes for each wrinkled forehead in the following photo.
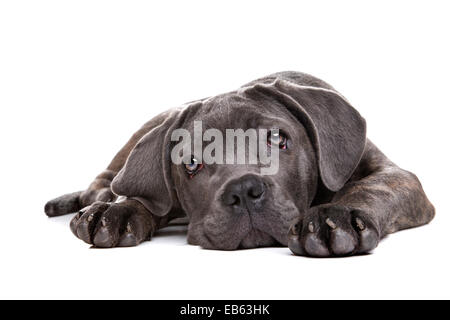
[183,91,296,131]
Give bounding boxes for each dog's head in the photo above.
[111,75,366,250]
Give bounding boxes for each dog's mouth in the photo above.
[238,228,279,249]
[195,212,281,250]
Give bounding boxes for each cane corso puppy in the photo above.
[45,71,435,257]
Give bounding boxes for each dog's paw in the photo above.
[287,205,380,257]
[70,201,154,248]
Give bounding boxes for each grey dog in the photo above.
[45,71,434,257]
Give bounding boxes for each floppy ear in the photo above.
[111,109,183,216]
[247,79,366,192]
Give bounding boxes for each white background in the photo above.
[1,0,449,299]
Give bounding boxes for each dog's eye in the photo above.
[184,156,203,177]
[267,131,288,149]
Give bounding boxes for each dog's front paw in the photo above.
[70,201,154,248]
[288,205,380,257]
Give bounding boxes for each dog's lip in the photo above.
[201,214,249,250]
[238,228,275,249]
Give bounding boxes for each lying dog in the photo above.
[45,71,435,257]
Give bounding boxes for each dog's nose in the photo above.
[222,174,266,209]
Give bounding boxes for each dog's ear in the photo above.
[247,79,366,192]
[111,109,183,216]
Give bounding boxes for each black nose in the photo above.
[222,174,266,210]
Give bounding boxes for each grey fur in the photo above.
[45,71,435,257]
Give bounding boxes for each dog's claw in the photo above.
[303,217,330,257]
[325,218,337,229]
[288,220,305,255]
[291,226,298,235]
[355,217,365,230]
[358,224,379,252]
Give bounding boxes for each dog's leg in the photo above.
[288,141,435,257]
[45,113,169,217]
